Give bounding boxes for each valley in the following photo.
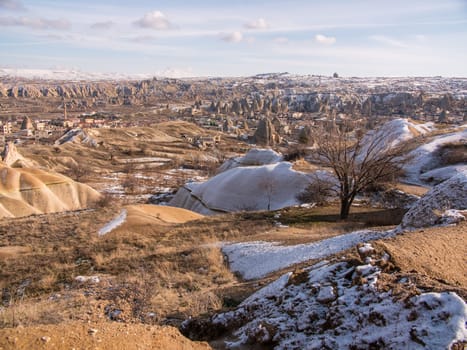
[0,73,466,349]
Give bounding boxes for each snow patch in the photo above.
[360,118,433,157]
[222,229,394,280]
[98,209,127,236]
[419,165,467,184]
[75,275,100,284]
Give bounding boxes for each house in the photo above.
[2,122,13,134]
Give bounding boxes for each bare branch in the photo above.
[308,120,413,219]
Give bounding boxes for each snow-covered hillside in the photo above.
[362,118,433,153]
[218,149,283,173]
[183,246,467,349]
[169,150,311,214]
[55,128,98,146]
[404,128,467,184]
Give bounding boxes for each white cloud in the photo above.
[90,21,114,30]
[220,31,243,43]
[0,16,70,30]
[0,0,24,11]
[134,11,175,30]
[369,35,407,48]
[245,18,269,30]
[314,34,336,45]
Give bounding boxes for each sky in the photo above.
[0,0,466,77]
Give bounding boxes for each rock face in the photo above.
[1,142,36,168]
[253,118,281,146]
[400,170,467,229]
[222,117,234,132]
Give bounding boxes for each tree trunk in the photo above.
[340,198,352,219]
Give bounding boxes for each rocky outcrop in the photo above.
[1,142,36,168]
[0,143,101,218]
[0,165,101,218]
[400,170,467,229]
[252,118,281,146]
[55,128,98,146]
[222,117,234,132]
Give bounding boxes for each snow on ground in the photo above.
[419,164,467,184]
[218,149,283,173]
[98,209,127,236]
[400,169,467,229]
[116,157,170,164]
[360,119,433,157]
[170,161,311,214]
[55,128,97,146]
[0,67,155,81]
[222,229,394,280]
[404,128,467,184]
[191,246,467,349]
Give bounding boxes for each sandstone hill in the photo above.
[97,204,204,236]
[0,143,101,218]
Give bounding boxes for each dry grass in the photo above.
[394,183,429,196]
[0,207,254,328]
[0,201,406,329]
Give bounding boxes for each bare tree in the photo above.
[309,122,411,219]
[259,175,277,211]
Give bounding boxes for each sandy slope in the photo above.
[377,221,467,287]
[126,204,204,224]
[0,165,101,218]
[0,321,211,350]
[98,204,204,236]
